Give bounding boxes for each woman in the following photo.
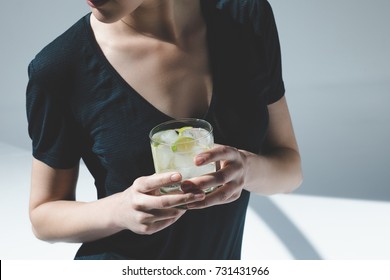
[26,0,302,259]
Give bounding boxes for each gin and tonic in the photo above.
[150,118,216,194]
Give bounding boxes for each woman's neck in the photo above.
[121,0,203,44]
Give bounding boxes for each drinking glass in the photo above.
[149,118,216,194]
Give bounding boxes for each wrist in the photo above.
[103,192,127,233]
[238,149,258,188]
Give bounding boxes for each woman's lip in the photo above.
[87,0,109,8]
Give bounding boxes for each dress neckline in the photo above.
[83,4,216,121]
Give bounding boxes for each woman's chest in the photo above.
[99,35,213,119]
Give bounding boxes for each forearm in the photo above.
[242,147,303,195]
[30,193,123,243]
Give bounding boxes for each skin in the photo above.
[29,0,303,243]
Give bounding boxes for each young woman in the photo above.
[26,0,302,259]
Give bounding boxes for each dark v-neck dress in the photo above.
[26,0,285,259]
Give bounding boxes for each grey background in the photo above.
[272,0,390,201]
[0,0,389,259]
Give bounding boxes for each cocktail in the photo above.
[149,118,216,194]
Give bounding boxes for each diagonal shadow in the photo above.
[249,195,322,260]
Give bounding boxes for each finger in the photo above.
[141,207,187,224]
[190,163,237,192]
[144,191,206,209]
[180,180,204,194]
[134,172,182,194]
[186,181,240,209]
[195,145,239,166]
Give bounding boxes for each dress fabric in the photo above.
[26,0,285,259]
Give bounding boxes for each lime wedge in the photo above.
[176,126,193,136]
[171,136,195,152]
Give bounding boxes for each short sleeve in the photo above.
[213,0,285,104]
[26,60,81,169]
[251,0,285,104]
[236,0,285,105]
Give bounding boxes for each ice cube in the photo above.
[181,128,212,147]
[192,146,207,156]
[177,167,193,180]
[181,128,200,138]
[155,145,174,171]
[172,153,194,169]
[153,129,178,145]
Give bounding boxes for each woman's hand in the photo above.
[182,97,304,208]
[112,172,205,235]
[183,144,248,209]
[29,160,206,243]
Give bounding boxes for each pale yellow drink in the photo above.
[150,119,216,194]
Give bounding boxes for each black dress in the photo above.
[26,0,285,259]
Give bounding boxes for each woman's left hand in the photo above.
[183,144,248,209]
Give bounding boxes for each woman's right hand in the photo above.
[29,159,205,242]
[112,172,205,235]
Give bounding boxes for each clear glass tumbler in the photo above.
[149,118,216,194]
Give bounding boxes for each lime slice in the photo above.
[171,136,195,152]
[176,126,193,136]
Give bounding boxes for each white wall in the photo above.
[273,0,390,87]
[0,0,89,148]
[270,0,390,201]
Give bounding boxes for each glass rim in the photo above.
[149,118,213,146]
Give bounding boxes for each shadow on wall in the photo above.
[249,195,322,260]
[248,81,390,260]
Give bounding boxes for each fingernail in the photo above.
[170,173,181,181]
[195,156,205,165]
[194,193,205,200]
[180,180,198,193]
